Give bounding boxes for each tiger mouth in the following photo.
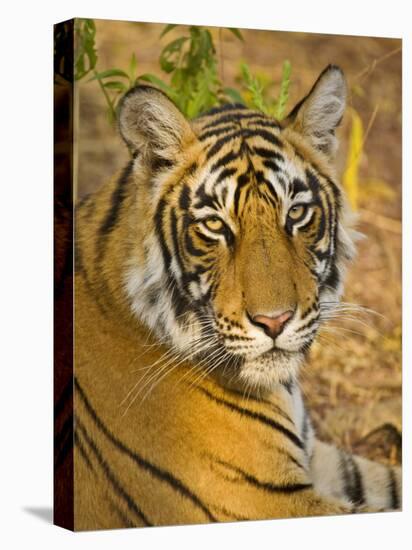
[260,346,292,358]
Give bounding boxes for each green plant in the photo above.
[140,25,243,118]
[74,19,98,80]
[239,60,291,119]
[73,19,292,123]
[88,53,140,123]
[74,19,138,122]
[67,19,397,214]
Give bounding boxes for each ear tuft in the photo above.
[118,85,195,164]
[285,65,347,158]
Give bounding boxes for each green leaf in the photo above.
[74,18,98,80]
[137,73,175,95]
[88,69,129,81]
[274,60,291,120]
[160,24,178,38]
[227,28,244,41]
[223,87,245,105]
[240,62,267,113]
[186,71,210,118]
[103,81,128,91]
[159,36,188,73]
[128,53,138,84]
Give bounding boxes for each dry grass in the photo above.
[76,20,402,466]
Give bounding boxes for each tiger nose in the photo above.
[249,310,294,339]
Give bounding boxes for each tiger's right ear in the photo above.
[118,85,196,164]
[284,65,346,159]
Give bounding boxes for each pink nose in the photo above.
[251,310,294,339]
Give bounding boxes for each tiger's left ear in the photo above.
[284,65,347,159]
[118,85,196,165]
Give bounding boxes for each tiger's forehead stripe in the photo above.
[197,103,281,131]
[197,107,284,159]
[192,123,308,217]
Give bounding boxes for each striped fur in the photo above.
[71,66,401,530]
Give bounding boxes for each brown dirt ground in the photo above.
[75,20,402,466]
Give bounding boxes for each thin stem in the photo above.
[93,69,116,122]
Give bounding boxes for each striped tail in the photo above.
[310,439,401,511]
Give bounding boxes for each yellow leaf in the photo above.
[351,84,365,98]
[343,108,364,210]
[359,178,397,201]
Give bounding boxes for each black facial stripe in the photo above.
[294,329,319,349]
[223,225,235,248]
[154,195,193,318]
[169,279,190,318]
[251,129,283,148]
[198,102,247,118]
[263,159,282,173]
[205,131,243,159]
[306,168,337,277]
[254,170,281,206]
[320,189,337,281]
[179,184,191,211]
[170,208,186,277]
[201,111,269,131]
[311,248,331,262]
[210,149,240,172]
[253,146,284,160]
[193,180,221,210]
[254,169,273,187]
[285,218,294,236]
[150,156,174,172]
[315,205,327,241]
[290,178,308,199]
[154,197,172,269]
[322,262,340,291]
[198,125,237,142]
[233,172,250,216]
[214,167,237,186]
[295,313,320,333]
[305,170,321,201]
[300,301,318,320]
[324,174,342,206]
[247,119,281,130]
[258,192,278,209]
[186,161,198,177]
[224,334,254,342]
[185,229,211,256]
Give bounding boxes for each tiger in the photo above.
[58,64,402,530]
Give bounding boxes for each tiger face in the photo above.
[120,66,356,392]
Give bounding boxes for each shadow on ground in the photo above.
[23,506,53,524]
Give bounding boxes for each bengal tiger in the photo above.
[67,65,401,530]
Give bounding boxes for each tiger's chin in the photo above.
[216,349,304,395]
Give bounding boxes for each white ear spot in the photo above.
[286,65,347,158]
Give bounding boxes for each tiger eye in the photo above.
[203,217,224,232]
[288,204,307,221]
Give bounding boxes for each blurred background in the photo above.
[75,20,402,465]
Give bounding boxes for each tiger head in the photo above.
[119,65,356,392]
